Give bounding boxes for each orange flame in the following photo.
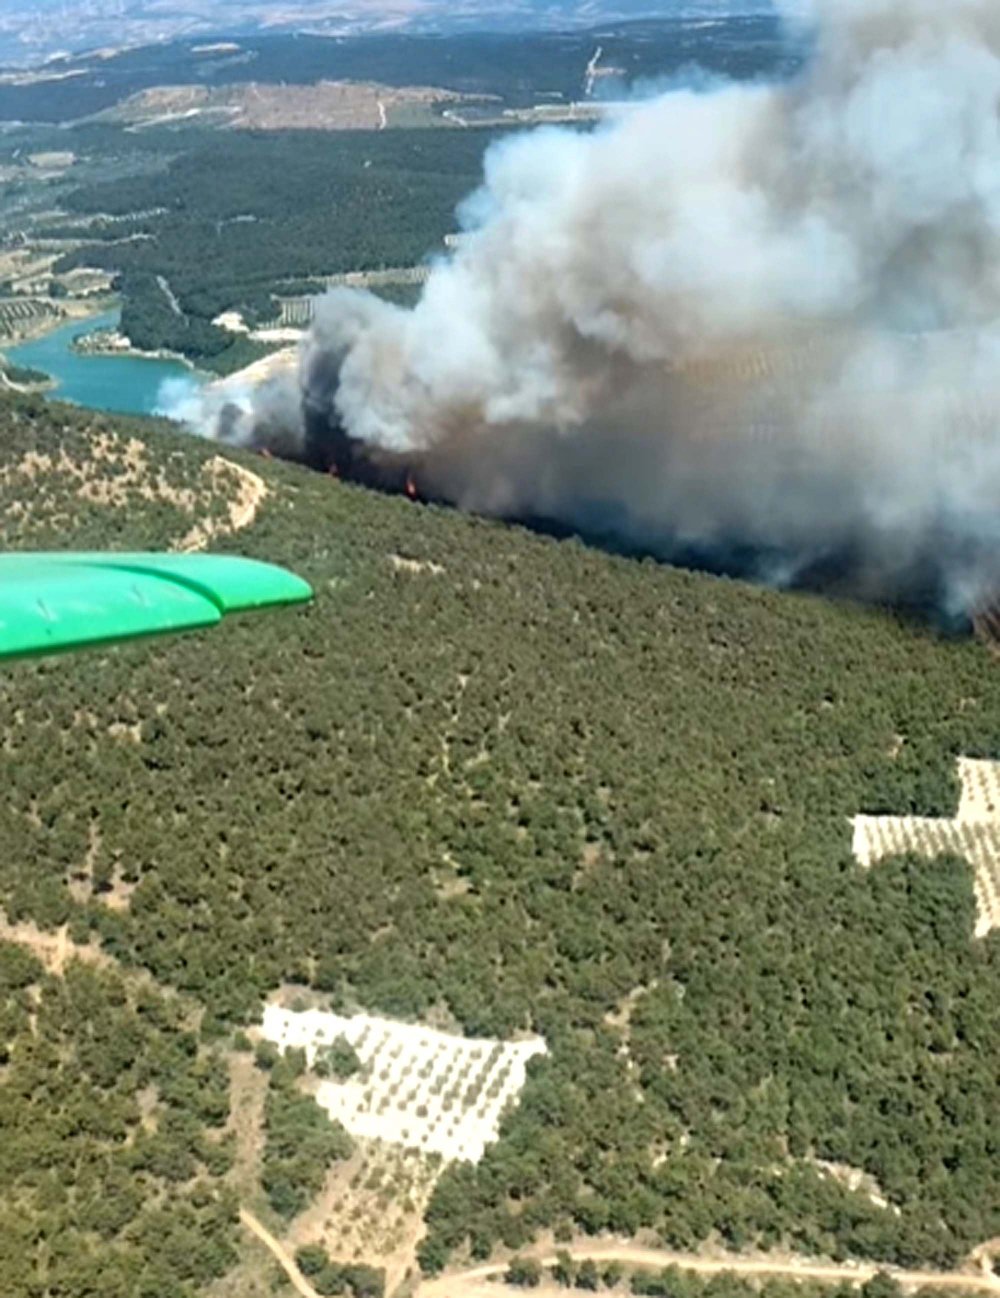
[405,473,418,501]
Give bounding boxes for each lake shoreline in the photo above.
[0,296,117,350]
[71,324,198,371]
[6,307,208,418]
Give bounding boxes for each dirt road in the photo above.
[418,1245,1000,1298]
[240,1209,321,1298]
[237,1212,999,1298]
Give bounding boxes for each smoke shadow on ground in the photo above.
[316,448,976,638]
[496,508,977,638]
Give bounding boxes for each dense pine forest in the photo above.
[48,128,501,366]
[0,392,998,1295]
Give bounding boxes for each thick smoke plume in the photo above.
[203,0,1000,617]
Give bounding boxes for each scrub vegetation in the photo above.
[0,942,239,1296]
[0,391,998,1293]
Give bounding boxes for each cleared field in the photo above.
[27,152,76,172]
[104,81,472,132]
[261,1005,547,1163]
[852,758,1000,938]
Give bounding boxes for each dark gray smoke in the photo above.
[194,0,1000,618]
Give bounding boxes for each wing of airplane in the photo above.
[0,553,313,662]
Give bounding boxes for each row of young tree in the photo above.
[0,395,998,1288]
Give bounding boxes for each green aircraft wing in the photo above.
[0,553,313,662]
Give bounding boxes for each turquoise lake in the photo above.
[7,310,204,418]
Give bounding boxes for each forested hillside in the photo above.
[50,129,498,365]
[0,391,998,1295]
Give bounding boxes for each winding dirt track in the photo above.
[240,1209,321,1298]
[418,1246,1000,1298]
[239,1210,999,1298]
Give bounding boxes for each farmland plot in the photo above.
[289,1141,440,1291]
[852,758,1000,937]
[261,1005,547,1163]
[0,298,59,341]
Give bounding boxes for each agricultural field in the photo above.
[262,1005,547,1162]
[293,1138,439,1283]
[852,758,1000,938]
[0,297,60,342]
[0,143,140,342]
[102,82,478,132]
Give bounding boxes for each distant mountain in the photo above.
[0,0,773,68]
[0,15,794,124]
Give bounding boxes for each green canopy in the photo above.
[0,553,313,661]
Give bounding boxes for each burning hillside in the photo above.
[191,0,1000,621]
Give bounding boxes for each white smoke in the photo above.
[155,376,207,424]
[204,0,1000,615]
